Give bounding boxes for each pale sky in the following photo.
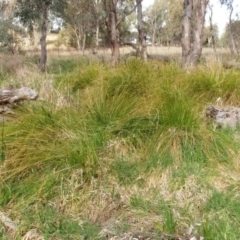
[142,0,240,37]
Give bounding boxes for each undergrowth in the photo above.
[0,56,240,239]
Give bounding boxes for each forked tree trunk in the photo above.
[103,0,120,66]
[39,0,51,72]
[137,0,147,62]
[182,0,208,67]
[104,0,137,66]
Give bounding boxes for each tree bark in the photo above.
[151,15,157,46]
[95,22,99,50]
[109,0,120,66]
[182,0,208,67]
[182,0,193,67]
[137,0,147,62]
[104,0,137,66]
[39,0,51,72]
[82,33,86,55]
[32,22,39,51]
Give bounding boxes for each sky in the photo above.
[142,0,240,37]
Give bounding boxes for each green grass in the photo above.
[198,191,240,239]
[130,196,177,234]
[1,56,240,239]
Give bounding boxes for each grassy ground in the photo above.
[1,49,240,239]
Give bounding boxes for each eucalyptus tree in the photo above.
[136,0,147,61]
[93,0,104,51]
[60,0,95,55]
[144,0,169,46]
[15,0,66,72]
[206,4,218,58]
[145,0,183,46]
[103,0,137,66]
[0,0,24,54]
[167,0,183,46]
[224,20,240,54]
[182,0,209,67]
[219,0,238,54]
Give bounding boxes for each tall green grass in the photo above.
[1,57,240,239]
[1,57,239,198]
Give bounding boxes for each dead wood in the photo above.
[206,105,240,128]
[0,211,18,232]
[0,86,40,121]
[0,87,38,105]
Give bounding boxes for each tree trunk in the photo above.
[137,0,147,62]
[95,22,99,50]
[152,16,157,46]
[39,0,51,72]
[76,35,81,52]
[32,22,39,51]
[182,0,193,67]
[82,33,86,56]
[208,4,217,59]
[182,0,208,67]
[109,0,120,66]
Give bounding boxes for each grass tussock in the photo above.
[1,55,240,239]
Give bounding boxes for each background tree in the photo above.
[144,0,169,46]
[136,0,147,61]
[103,0,136,65]
[144,0,183,47]
[203,24,219,46]
[0,0,25,54]
[207,4,218,46]
[15,0,66,72]
[182,0,209,67]
[60,0,95,55]
[224,20,240,54]
[219,0,239,54]
[167,0,183,46]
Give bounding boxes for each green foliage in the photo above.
[15,0,66,26]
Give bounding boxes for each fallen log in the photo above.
[206,105,240,128]
[0,86,38,105]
